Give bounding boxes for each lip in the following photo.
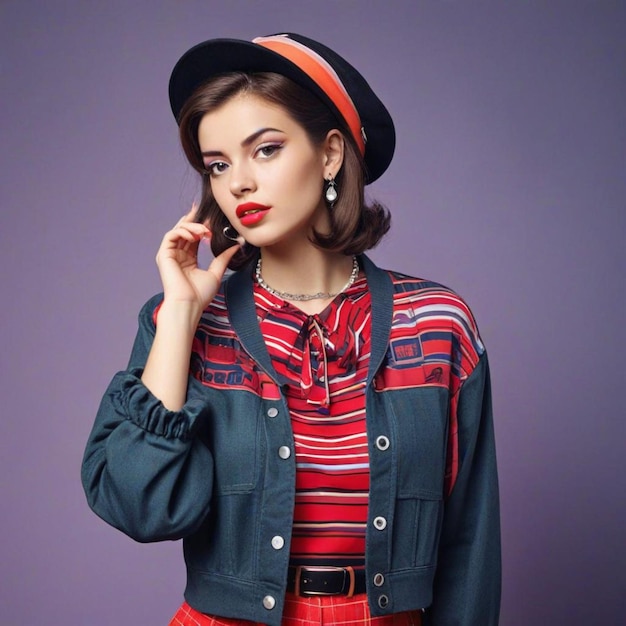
[236,202,271,227]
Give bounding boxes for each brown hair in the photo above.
[178,72,390,270]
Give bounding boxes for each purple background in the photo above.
[2,1,624,624]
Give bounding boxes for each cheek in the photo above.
[283,160,324,196]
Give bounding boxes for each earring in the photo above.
[223,225,241,242]
[324,176,338,206]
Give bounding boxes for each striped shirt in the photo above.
[254,274,371,567]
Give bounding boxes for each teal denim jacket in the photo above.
[82,255,500,625]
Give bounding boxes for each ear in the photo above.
[322,129,345,177]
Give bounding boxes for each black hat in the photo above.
[168,33,395,183]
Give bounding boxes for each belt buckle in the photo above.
[295,565,356,598]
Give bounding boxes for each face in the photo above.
[197,94,334,251]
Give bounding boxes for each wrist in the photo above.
[156,299,204,331]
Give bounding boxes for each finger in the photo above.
[163,228,199,245]
[200,230,213,247]
[166,222,209,243]
[206,243,241,279]
[173,202,199,227]
[182,224,209,252]
[186,202,200,223]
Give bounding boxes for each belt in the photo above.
[287,565,366,597]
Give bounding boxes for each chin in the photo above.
[245,230,298,250]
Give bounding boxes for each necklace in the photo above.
[255,256,359,301]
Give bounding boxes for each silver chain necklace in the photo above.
[255,256,359,301]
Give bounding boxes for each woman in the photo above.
[82,33,500,626]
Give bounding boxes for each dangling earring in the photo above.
[223,225,242,243]
[324,176,338,206]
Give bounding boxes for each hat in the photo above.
[168,33,395,183]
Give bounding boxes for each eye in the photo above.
[205,161,229,176]
[256,143,283,158]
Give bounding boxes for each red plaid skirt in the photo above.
[169,595,422,625]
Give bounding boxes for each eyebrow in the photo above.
[201,127,283,157]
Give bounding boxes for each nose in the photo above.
[228,161,256,196]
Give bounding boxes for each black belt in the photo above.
[287,566,366,597]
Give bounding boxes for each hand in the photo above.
[155,205,240,313]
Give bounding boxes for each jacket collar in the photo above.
[225,254,393,385]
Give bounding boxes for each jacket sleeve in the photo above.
[81,295,214,543]
[425,353,501,625]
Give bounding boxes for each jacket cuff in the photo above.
[112,368,201,441]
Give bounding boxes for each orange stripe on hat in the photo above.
[253,35,366,155]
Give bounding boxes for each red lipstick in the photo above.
[236,202,271,227]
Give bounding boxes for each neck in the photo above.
[257,247,357,313]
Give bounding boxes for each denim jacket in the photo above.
[82,255,500,626]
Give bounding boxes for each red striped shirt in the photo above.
[254,274,371,567]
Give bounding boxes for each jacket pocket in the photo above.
[195,390,264,494]
[392,494,443,569]
[386,387,448,499]
[214,410,262,494]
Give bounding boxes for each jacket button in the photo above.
[378,594,389,609]
[375,435,390,450]
[373,573,385,587]
[278,446,291,459]
[267,407,279,418]
[263,595,276,610]
[373,516,387,530]
[271,535,284,550]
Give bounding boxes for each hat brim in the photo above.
[168,37,394,183]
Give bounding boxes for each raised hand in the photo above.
[155,205,240,314]
[142,206,241,410]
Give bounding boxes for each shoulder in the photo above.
[384,268,485,360]
[388,270,473,314]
